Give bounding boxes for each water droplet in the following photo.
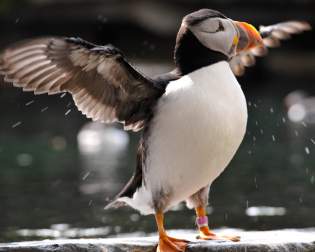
[311,175,315,184]
[65,109,71,116]
[253,136,256,142]
[246,200,249,208]
[248,101,252,107]
[82,172,90,181]
[305,147,310,155]
[25,100,34,106]
[272,135,276,142]
[311,139,315,145]
[270,107,274,113]
[60,93,66,98]
[301,121,307,128]
[282,117,286,123]
[260,129,264,135]
[254,176,258,189]
[294,130,299,137]
[253,103,258,108]
[255,121,259,126]
[12,121,22,128]
[41,106,48,112]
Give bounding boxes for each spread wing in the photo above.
[229,21,311,76]
[0,37,163,131]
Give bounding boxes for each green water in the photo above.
[0,79,315,242]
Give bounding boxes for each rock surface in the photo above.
[0,229,315,252]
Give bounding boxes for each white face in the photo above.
[188,17,239,57]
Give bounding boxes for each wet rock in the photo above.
[0,229,315,252]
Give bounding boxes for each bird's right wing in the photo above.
[229,21,311,76]
[0,37,163,131]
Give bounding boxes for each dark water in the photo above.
[0,72,315,242]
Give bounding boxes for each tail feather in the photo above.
[104,198,127,210]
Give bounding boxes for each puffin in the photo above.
[0,9,310,252]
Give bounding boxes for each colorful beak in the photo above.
[233,21,264,52]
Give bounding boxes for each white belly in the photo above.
[122,61,247,215]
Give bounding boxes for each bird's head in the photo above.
[184,9,264,57]
[175,9,264,74]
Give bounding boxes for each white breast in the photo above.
[121,61,248,215]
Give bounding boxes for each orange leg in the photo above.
[195,206,240,242]
[155,211,189,252]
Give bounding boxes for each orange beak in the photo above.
[233,21,264,52]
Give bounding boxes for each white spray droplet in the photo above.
[65,109,71,116]
[41,107,48,112]
[25,100,34,106]
[82,172,91,181]
[305,147,310,155]
[12,121,22,128]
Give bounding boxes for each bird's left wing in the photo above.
[0,37,163,131]
[229,21,311,76]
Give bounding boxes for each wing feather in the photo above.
[0,37,163,131]
[229,21,311,76]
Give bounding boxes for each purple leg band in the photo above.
[196,216,208,227]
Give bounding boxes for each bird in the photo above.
[0,8,310,252]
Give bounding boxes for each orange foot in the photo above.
[197,226,240,242]
[157,235,189,252]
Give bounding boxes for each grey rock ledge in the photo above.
[1,229,315,252]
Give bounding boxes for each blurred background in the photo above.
[0,0,315,242]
